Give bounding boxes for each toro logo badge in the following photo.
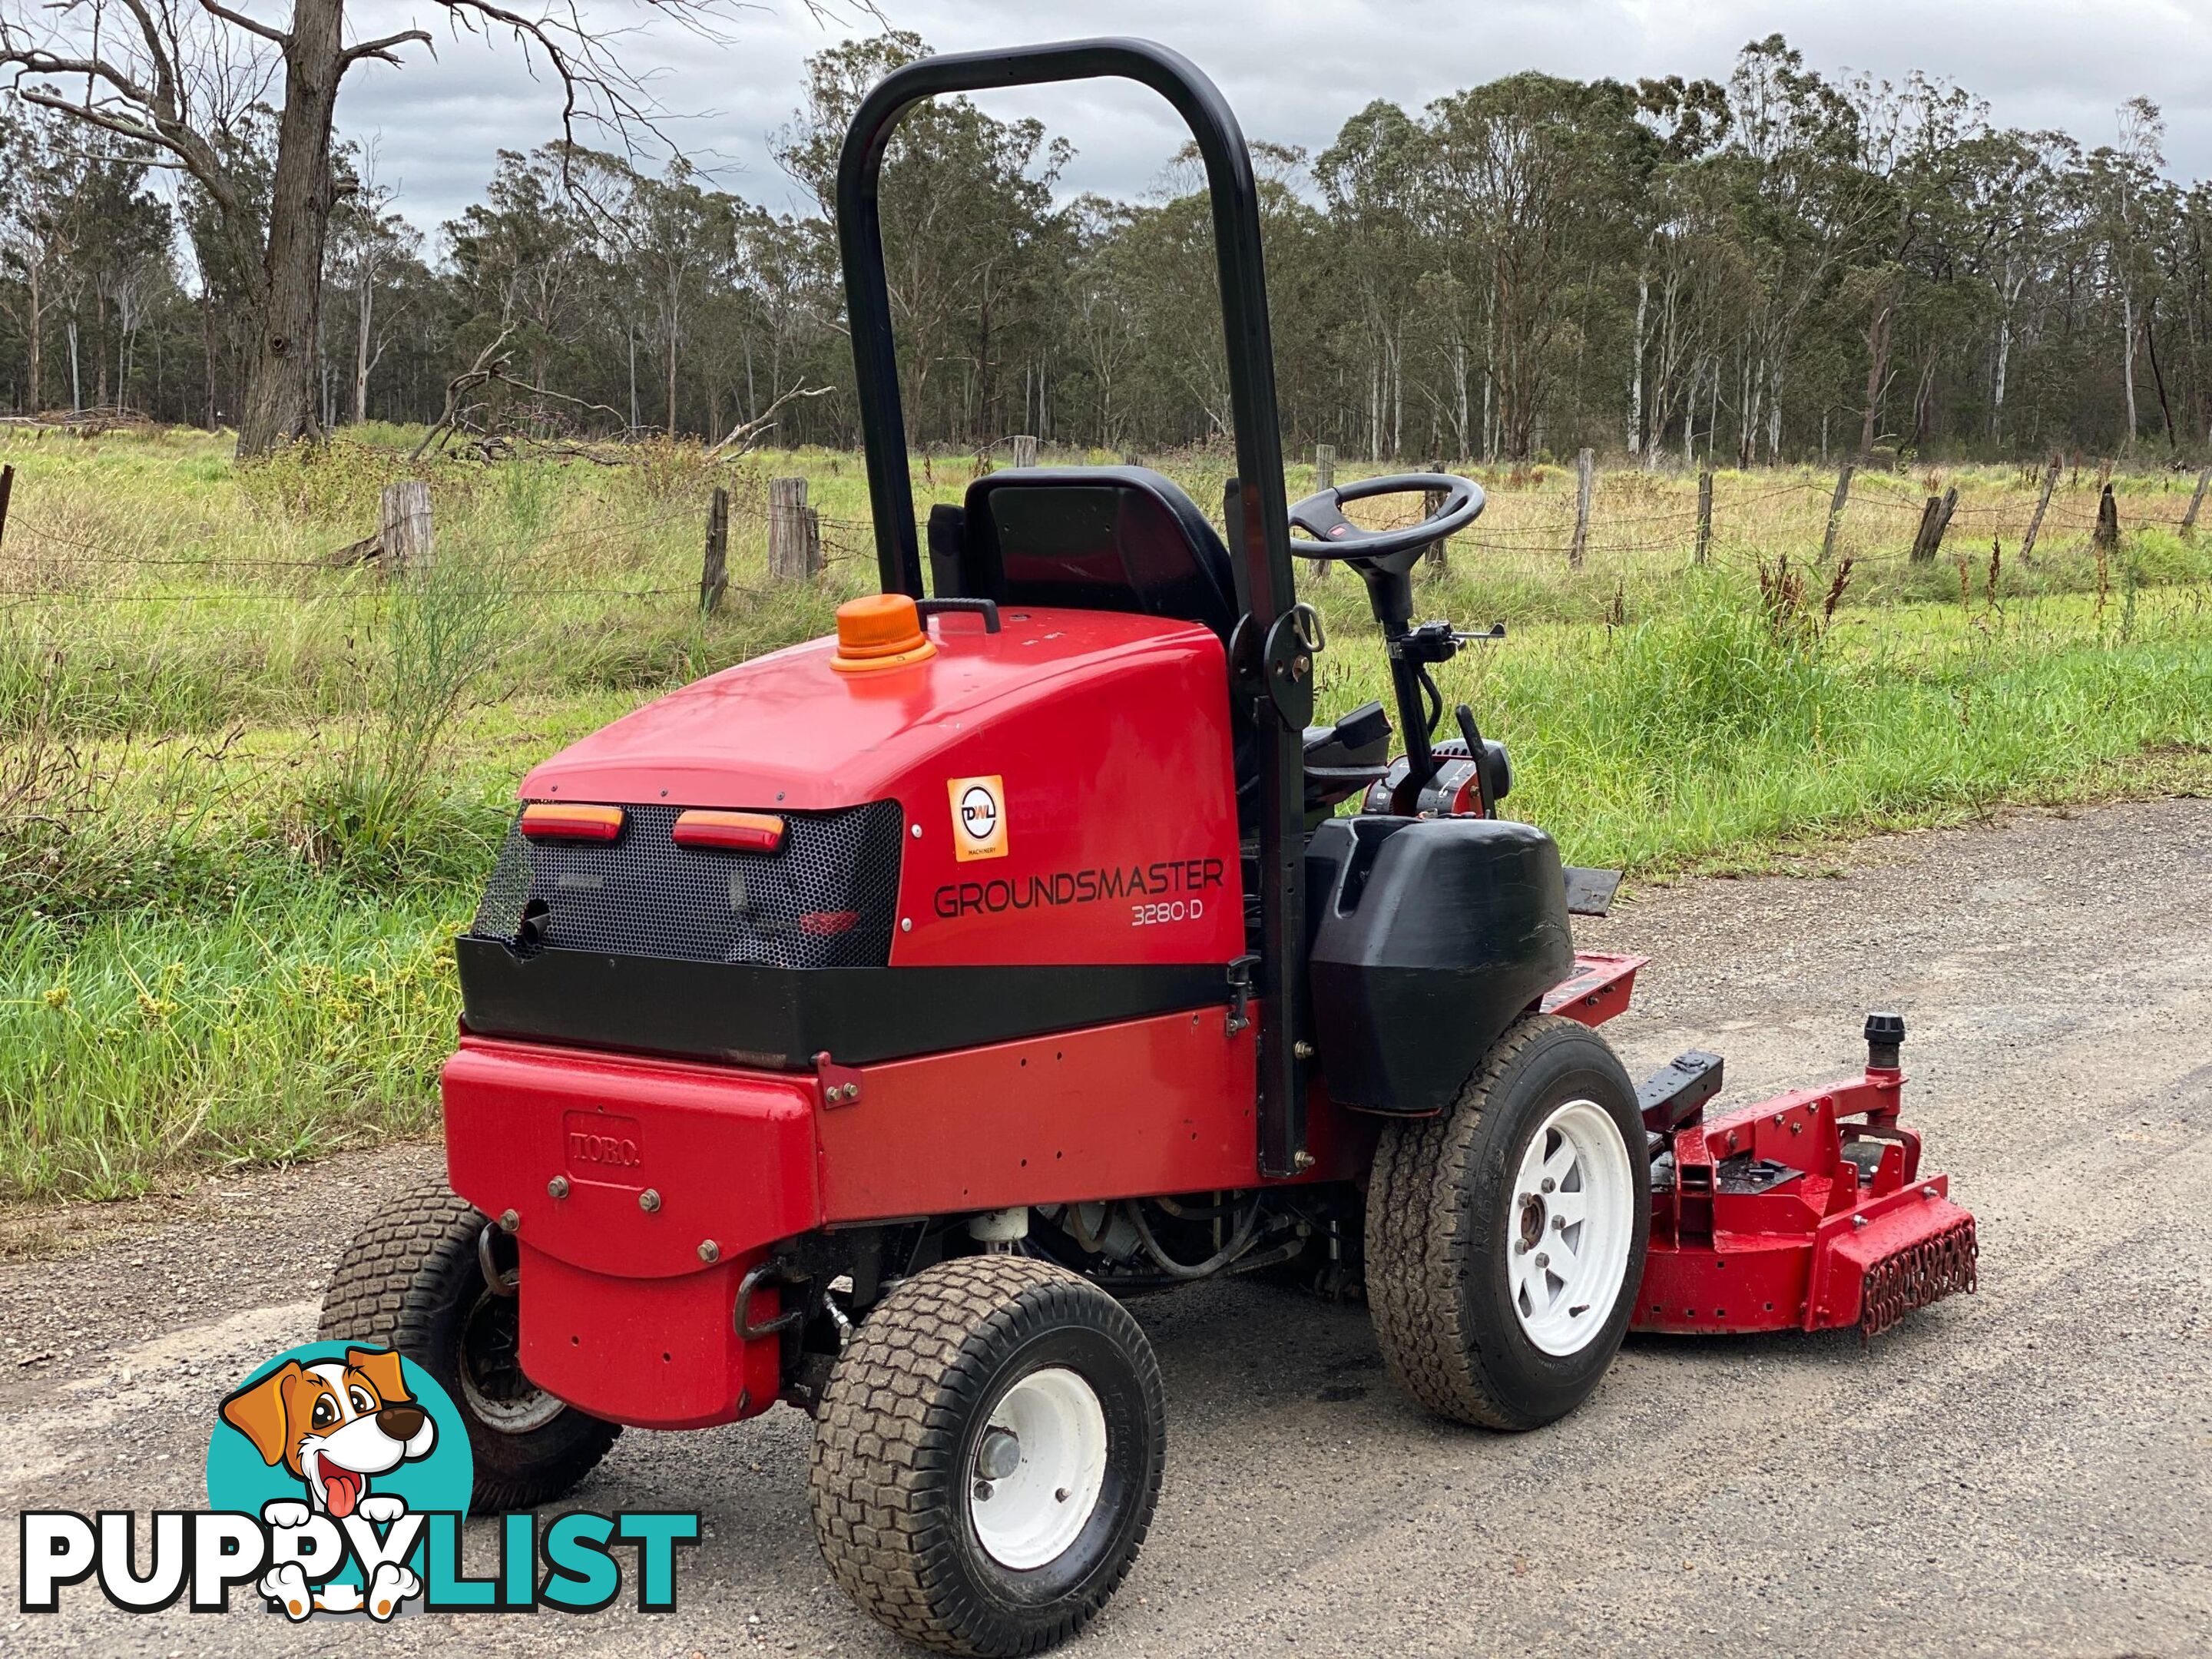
[18,1339,698,1621]
[949,773,1008,861]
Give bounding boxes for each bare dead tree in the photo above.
[0,0,760,459]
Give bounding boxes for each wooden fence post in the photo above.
[2093,482,2120,553]
[1304,449,1336,578]
[1909,495,1940,561]
[768,476,822,581]
[379,480,432,575]
[1422,462,1449,568]
[699,486,729,614]
[2019,455,2061,561]
[2182,465,2212,538]
[1694,468,1713,565]
[1570,447,1594,568]
[1821,462,1854,563]
[1909,485,1959,563]
[1010,434,1038,469]
[0,463,14,555]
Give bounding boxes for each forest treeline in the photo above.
[4,30,2210,465]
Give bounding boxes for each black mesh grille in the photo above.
[469,801,906,969]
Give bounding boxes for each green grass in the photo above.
[1,428,2207,1200]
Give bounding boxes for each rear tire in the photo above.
[1366,1015,1648,1429]
[319,1178,621,1512]
[809,1256,1165,1657]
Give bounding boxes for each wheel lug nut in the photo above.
[1535,1253,1548,1267]
[973,1481,993,1501]
[1540,1178,1555,1193]
[1055,1487,1071,1503]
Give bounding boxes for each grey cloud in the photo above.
[331,0,2212,235]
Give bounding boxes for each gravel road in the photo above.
[4,797,2207,1657]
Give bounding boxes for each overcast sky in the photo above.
[335,0,2212,237]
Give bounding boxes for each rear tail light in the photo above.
[672,810,786,852]
[520,803,624,841]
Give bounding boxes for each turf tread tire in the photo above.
[809,1255,1164,1658]
[1366,1014,1644,1430]
[319,1177,620,1512]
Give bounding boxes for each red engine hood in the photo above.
[522,606,1224,811]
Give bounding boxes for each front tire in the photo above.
[1366,1014,1648,1429]
[319,1178,621,1512]
[809,1256,1166,1657]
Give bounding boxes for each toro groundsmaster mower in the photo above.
[322,38,1977,1656]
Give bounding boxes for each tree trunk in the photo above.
[354,276,374,426]
[2121,289,2139,445]
[200,286,216,428]
[25,262,41,410]
[1858,296,1893,459]
[2143,303,2177,449]
[236,0,346,459]
[1628,266,1647,455]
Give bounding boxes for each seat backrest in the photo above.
[955,467,1239,641]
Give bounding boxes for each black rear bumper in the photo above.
[454,936,1228,1068]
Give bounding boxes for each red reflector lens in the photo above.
[799,909,859,936]
[672,810,786,852]
[519,803,624,840]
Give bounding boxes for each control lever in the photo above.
[1392,619,1506,664]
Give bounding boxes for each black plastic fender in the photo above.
[1305,816,1575,1114]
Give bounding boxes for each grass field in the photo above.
[3,426,2208,1200]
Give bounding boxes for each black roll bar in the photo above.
[835,38,1311,1177]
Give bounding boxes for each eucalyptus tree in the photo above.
[1711,36,1878,463]
[1317,101,1429,459]
[2088,99,2172,449]
[445,147,602,400]
[777,32,1073,445]
[0,101,78,410]
[59,145,173,410]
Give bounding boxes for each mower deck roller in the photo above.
[1631,1016,1978,1339]
[320,37,1976,1657]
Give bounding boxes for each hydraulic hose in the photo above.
[1121,1194,1265,1280]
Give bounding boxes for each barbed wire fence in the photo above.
[0,448,2204,626]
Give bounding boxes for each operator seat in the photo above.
[937,465,1261,840]
[946,467,1240,641]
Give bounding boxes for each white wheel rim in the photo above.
[969,1366,1108,1571]
[1508,1098,1634,1356]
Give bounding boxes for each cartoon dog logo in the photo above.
[219,1347,436,1619]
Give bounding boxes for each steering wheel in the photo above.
[1287,472,1486,570]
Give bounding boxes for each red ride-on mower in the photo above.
[321,38,1976,1656]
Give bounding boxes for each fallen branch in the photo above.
[328,531,382,567]
[411,329,639,463]
[707,384,836,458]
